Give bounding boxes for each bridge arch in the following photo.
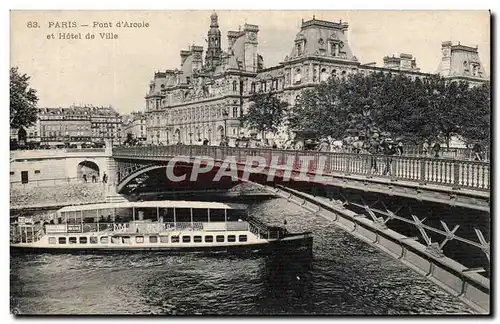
[117,164,167,193]
[77,160,100,182]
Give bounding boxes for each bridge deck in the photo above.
[112,146,490,194]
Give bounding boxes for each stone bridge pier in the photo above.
[104,141,128,203]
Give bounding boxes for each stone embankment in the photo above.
[10,183,106,210]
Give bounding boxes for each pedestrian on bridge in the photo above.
[397,141,404,156]
[368,139,380,175]
[433,143,441,159]
[422,140,429,157]
[381,139,397,176]
[473,143,484,161]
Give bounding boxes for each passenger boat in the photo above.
[10,201,312,254]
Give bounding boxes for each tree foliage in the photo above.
[123,133,138,146]
[459,83,491,146]
[239,92,289,139]
[10,67,39,129]
[288,71,491,145]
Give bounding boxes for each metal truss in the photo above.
[336,190,490,267]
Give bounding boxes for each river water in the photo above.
[10,197,474,315]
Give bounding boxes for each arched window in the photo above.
[232,80,237,92]
[233,107,238,118]
[263,81,267,92]
[297,43,302,55]
[251,82,256,93]
[320,68,328,82]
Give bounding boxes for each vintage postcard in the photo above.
[9,10,490,316]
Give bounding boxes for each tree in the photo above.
[124,133,138,146]
[287,71,492,148]
[288,77,349,139]
[10,67,38,129]
[373,73,440,144]
[239,92,289,141]
[459,82,491,146]
[288,72,388,140]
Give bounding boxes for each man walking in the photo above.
[473,143,484,161]
[433,143,441,159]
[422,140,429,157]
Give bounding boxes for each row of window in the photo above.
[10,170,39,176]
[50,234,248,245]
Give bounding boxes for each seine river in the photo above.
[10,197,474,315]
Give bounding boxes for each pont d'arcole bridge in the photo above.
[102,144,491,313]
[110,145,489,209]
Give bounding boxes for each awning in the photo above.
[58,200,248,213]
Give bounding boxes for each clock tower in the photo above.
[205,12,222,71]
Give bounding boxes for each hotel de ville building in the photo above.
[144,12,488,146]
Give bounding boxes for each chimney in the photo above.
[227,31,240,52]
[180,50,190,66]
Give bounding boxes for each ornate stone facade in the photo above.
[145,14,489,145]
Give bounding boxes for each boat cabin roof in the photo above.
[58,200,247,213]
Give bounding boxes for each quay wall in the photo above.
[10,182,106,210]
[10,149,108,185]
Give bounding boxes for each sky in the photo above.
[10,10,490,115]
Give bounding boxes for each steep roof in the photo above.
[287,18,356,62]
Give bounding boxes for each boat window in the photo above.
[100,236,109,244]
[69,237,77,244]
[79,237,88,244]
[209,209,226,222]
[205,235,213,243]
[122,236,131,244]
[193,236,202,243]
[182,236,191,243]
[48,237,56,244]
[136,236,144,243]
[227,235,236,243]
[149,236,158,243]
[90,236,98,244]
[171,236,179,243]
[160,236,169,243]
[239,235,248,242]
[58,237,66,244]
[227,209,247,222]
[216,235,225,243]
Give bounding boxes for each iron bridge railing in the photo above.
[112,145,490,192]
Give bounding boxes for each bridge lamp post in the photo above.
[208,128,212,145]
[189,132,193,145]
[363,105,371,142]
[222,110,229,139]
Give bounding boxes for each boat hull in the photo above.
[10,233,312,256]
